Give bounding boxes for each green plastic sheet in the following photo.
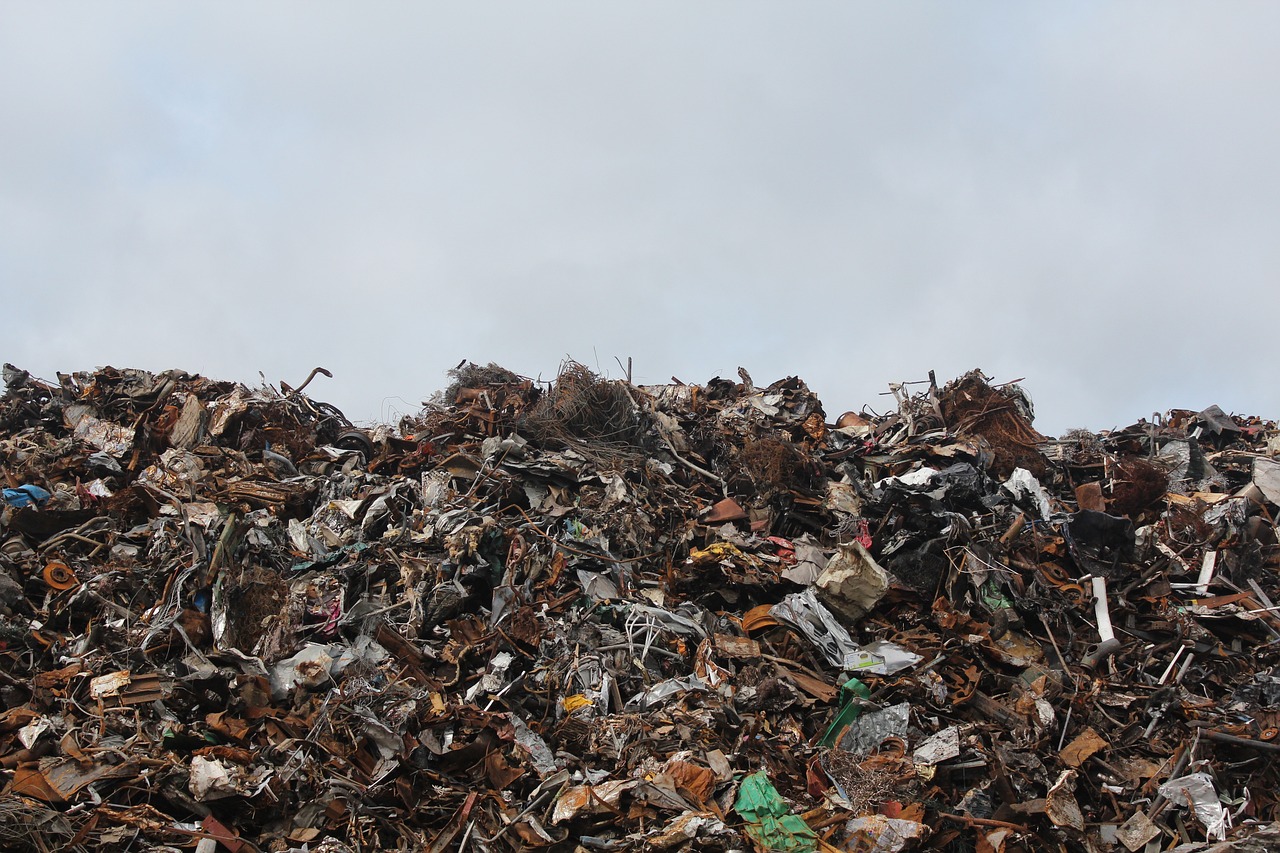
[733,771,820,852]
[818,676,871,747]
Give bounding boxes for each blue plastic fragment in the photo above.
[2,484,52,508]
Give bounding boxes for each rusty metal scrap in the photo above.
[2,361,1280,851]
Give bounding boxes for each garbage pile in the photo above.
[2,360,1280,853]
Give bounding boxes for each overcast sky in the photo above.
[3,3,1279,435]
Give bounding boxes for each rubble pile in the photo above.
[2,359,1280,853]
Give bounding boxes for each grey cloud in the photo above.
[3,3,1279,434]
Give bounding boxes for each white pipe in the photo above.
[1092,576,1114,642]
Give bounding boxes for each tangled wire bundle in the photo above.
[524,361,647,450]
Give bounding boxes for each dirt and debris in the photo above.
[2,359,1280,852]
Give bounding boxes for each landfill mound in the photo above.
[2,361,1280,853]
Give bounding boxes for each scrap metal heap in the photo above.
[2,360,1280,852]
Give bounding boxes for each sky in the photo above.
[3,3,1279,435]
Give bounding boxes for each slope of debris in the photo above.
[2,360,1279,853]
